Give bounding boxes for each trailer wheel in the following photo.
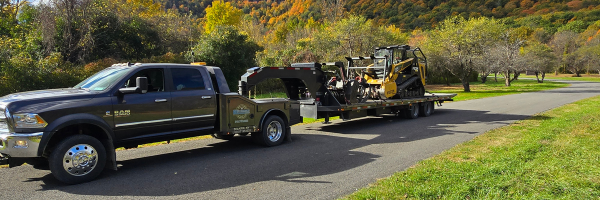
[48,135,106,184]
[252,115,286,146]
[419,102,434,117]
[404,104,419,119]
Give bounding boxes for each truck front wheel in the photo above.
[252,115,286,146]
[48,135,106,184]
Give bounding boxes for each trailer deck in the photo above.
[313,93,456,112]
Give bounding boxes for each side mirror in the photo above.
[136,77,148,94]
[119,77,148,94]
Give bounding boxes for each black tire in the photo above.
[252,115,286,146]
[404,104,419,119]
[419,101,434,117]
[49,135,106,184]
[211,133,235,140]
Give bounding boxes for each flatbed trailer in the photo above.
[298,93,456,123]
[239,62,456,122]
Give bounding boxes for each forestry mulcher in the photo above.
[239,44,455,122]
[327,44,428,103]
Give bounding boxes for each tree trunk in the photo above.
[494,72,498,82]
[461,79,471,92]
[541,72,545,83]
[445,74,451,86]
[504,70,511,86]
[481,76,487,83]
[535,71,541,83]
[512,71,520,81]
[575,70,581,77]
[555,70,558,75]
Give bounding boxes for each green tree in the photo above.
[425,16,504,91]
[191,26,263,91]
[522,41,557,83]
[203,0,243,34]
[550,30,580,76]
[333,15,376,57]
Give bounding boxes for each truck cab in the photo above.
[0,63,296,184]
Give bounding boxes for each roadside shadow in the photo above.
[25,108,547,196]
[303,109,544,145]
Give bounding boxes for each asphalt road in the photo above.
[1,80,599,199]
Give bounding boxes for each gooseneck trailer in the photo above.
[239,62,456,122]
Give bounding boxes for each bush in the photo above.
[0,53,85,96]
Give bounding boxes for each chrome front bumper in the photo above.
[0,132,44,158]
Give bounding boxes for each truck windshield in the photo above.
[74,67,132,91]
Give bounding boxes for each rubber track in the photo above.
[396,76,419,92]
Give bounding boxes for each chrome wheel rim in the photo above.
[267,120,283,142]
[63,144,98,176]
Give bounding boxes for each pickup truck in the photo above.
[0,63,300,184]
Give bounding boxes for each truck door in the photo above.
[168,67,217,133]
[113,67,172,140]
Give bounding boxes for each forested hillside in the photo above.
[160,0,600,30]
[0,0,599,95]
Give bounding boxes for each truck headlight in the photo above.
[12,113,48,129]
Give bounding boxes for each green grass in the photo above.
[427,79,569,101]
[344,95,600,199]
[253,92,288,99]
[522,75,600,82]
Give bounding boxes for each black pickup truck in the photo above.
[0,63,300,184]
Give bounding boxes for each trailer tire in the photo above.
[252,115,286,146]
[404,104,419,119]
[419,102,434,117]
[48,135,106,184]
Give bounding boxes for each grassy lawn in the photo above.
[344,95,600,199]
[522,74,600,82]
[426,78,569,101]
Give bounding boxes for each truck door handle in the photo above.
[155,99,168,103]
[202,96,212,99]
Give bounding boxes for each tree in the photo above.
[522,42,556,83]
[549,31,580,76]
[474,45,501,83]
[333,15,377,57]
[426,16,503,92]
[319,0,345,23]
[191,26,263,91]
[494,30,526,86]
[38,0,95,63]
[203,0,243,34]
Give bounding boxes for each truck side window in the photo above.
[123,68,165,92]
[171,68,205,91]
